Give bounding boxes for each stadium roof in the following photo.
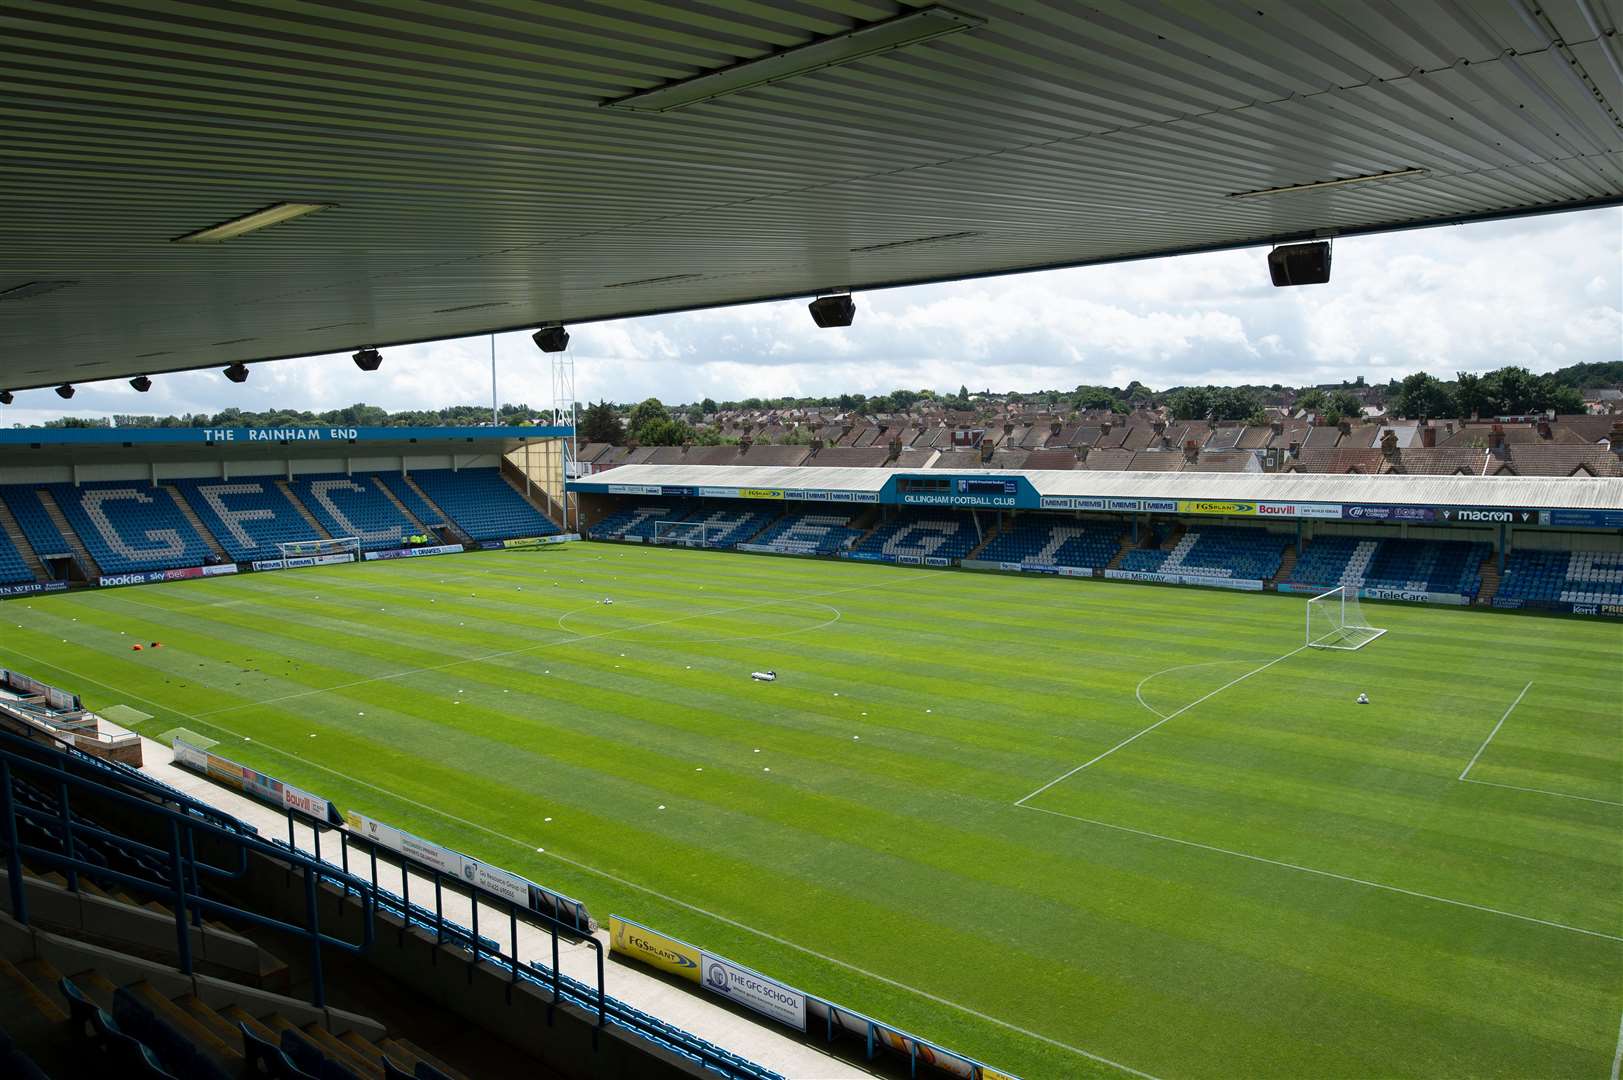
[4,2,1621,391]
[576,464,1623,510]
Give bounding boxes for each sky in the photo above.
[7,206,1620,427]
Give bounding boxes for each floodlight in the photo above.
[532,325,570,353]
[223,362,249,383]
[55,384,74,399]
[808,293,855,328]
[0,391,12,405]
[352,347,382,371]
[130,375,152,392]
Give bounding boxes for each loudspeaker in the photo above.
[532,325,570,353]
[1267,242,1331,286]
[808,294,855,328]
[352,348,382,371]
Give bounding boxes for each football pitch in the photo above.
[2,543,1619,1079]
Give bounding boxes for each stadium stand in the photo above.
[978,517,1123,569]
[852,512,979,562]
[1287,536,1490,598]
[1122,525,1289,580]
[1497,549,1623,605]
[375,472,445,528]
[285,474,415,551]
[0,488,75,563]
[749,511,865,555]
[587,501,699,542]
[402,469,558,541]
[0,529,30,586]
[0,720,783,1079]
[170,478,323,563]
[652,503,777,548]
[45,483,212,573]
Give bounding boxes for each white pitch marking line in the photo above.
[1459,681,1533,781]
[1610,1007,1623,1080]
[1016,645,1307,806]
[0,649,1163,1080]
[1460,777,1623,809]
[1016,802,1623,943]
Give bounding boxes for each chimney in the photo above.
[1075,444,1090,464]
[1050,419,1063,436]
[737,435,752,453]
[1337,418,1351,435]
[1270,420,1283,436]
[1101,420,1113,435]
[1381,430,1399,459]
[1161,433,1173,450]
[1489,423,1506,453]
[1421,425,1437,448]
[1288,440,1301,457]
[1537,419,1552,440]
[888,436,903,460]
[1610,421,1623,458]
[980,441,996,463]
[1003,421,1014,436]
[809,438,824,452]
[1183,438,1200,463]
[840,423,852,439]
[1152,418,1166,435]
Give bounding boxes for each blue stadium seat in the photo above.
[588,501,698,541]
[853,512,978,562]
[46,483,212,573]
[979,517,1121,569]
[0,486,74,562]
[1499,548,1623,605]
[284,474,414,551]
[1122,526,1287,580]
[375,473,443,528]
[647,501,775,548]
[0,526,31,585]
[751,511,864,554]
[1289,536,1489,598]
[171,478,323,562]
[403,469,557,541]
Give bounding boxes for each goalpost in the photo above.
[1306,585,1386,650]
[652,520,716,548]
[277,536,362,563]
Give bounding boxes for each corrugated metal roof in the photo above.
[2,1,1619,389]
[580,463,1623,509]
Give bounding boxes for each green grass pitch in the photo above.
[2,544,1619,1079]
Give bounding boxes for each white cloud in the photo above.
[5,207,1618,426]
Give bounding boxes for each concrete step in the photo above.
[36,488,100,577]
[400,474,470,542]
[370,475,429,534]
[163,484,232,562]
[276,480,332,539]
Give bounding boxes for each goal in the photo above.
[1305,586,1386,650]
[277,536,361,563]
[652,520,717,548]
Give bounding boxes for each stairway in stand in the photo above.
[275,481,331,539]
[401,475,470,543]
[162,485,231,562]
[36,490,100,578]
[0,496,48,581]
[1477,554,1501,606]
[1270,544,1299,590]
[370,476,429,534]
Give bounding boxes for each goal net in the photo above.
[652,520,716,548]
[277,536,361,563]
[1306,586,1386,650]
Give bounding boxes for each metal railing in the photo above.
[0,733,375,1008]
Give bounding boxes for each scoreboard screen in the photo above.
[956,478,1017,496]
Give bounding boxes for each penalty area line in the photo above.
[1458,680,1532,781]
[0,646,1164,1079]
[1015,645,1307,806]
[1016,802,1623,943]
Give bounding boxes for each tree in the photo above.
[1328,390,1365,420]
[1481,366,1539,414]
[1391,372,1456,419]
[699,397,718,416]
[1073,386,1122,412]
[1454,371,1489,418]
[626,397,670,442]
[576,400,623,444]
[1167,387,1213,421]
[1540,379,1584,414]
[1208,386,1261,423]
[1295,388,1327,413]
[634,417,693,446]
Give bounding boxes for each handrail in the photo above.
[0,740,376,1008]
